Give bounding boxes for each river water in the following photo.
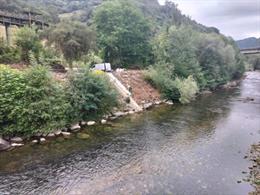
[0,72,260,195]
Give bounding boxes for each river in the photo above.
[0,71,259,195]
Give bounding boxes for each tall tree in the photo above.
[93,0,152,68]
[45,21,96,67]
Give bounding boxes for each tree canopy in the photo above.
[45,21,96,67]
[93,0,152,67]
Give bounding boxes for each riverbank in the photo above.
[0,70,250,152]
[249,143,260,195]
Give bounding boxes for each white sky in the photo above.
[158,0,260,40]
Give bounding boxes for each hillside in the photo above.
[236,37,260,50]
[0,0,216,33]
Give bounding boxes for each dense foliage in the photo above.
[0,65,117,136]
[246,54,260,70]
[44,21,96,67]
[15,27,43,62]
[93,0,152,67]
[67,69,117,123]
[0,40,20,63]
[0,65,69,136]
[146,26,245,102]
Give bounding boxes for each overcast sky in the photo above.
[158,0,260,40]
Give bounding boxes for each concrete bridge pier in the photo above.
[5,24,11,45]
[0,24,18,45]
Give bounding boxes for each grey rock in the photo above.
[201,90,212,95]
[47,133,55,137]
[10,137,23,143]
[0,138,11,151]
[71,124,81,131]
[143,103,153,109]
[62,132,71,136]
[101,119,107,124]
[11,143,24,147]
[54,130,62,136]
[81,121,87,126]
[113,112,126,117]
[128,110,135,114]
[40,138,46,142]
[77,133,90,140]
[87,121,96,126]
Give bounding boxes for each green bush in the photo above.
[144,65,180,101]
[247,54,260,70]
[175,76,199,104]
[0,65,26,134]
[67,69,117,122]
[145,66,198,104]
[0,40,21,64]
[15,26,43,63]
[152,26,246,90]
[0,65,69,136]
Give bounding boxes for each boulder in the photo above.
[80,121,87,126]
[143,103,153,110]
[155,101,162,105]
[87,121,96,126]
[71,124,81,131]
[110,116,118,121]
[201,90,212,95]
[11,143,24,147]
[62,132,71,136]
[164,100,174,105]
[0,138,11,151]
[54,130,62,136]
[77,133,90,140]
[113,112,126,117]
[128,110,135,115]
[101,119,107,124]
[40,138,46,143]
[47,133,55,138]
[10,137,23,143]
[32,140,38,144]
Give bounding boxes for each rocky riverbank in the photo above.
[248,143,260,195]
[0,99,173,152]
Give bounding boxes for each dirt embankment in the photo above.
[113,70,161,105]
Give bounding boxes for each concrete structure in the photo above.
[0,11,48,45]
[106,72,142,112]
[240,47,260,55]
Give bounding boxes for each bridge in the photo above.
[240,47,260,55]
[0,11,49,45]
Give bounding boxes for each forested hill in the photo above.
[0,0,216,33]
[236,37,260,50]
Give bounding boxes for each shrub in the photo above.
[0,65,69,136]
[0,65,26,135]
[175,76,199,104]
[0,40,20,63]
[144,65,180,101]
[15,26,43,63]
[67,68,117,122]
[145,66,198,103]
